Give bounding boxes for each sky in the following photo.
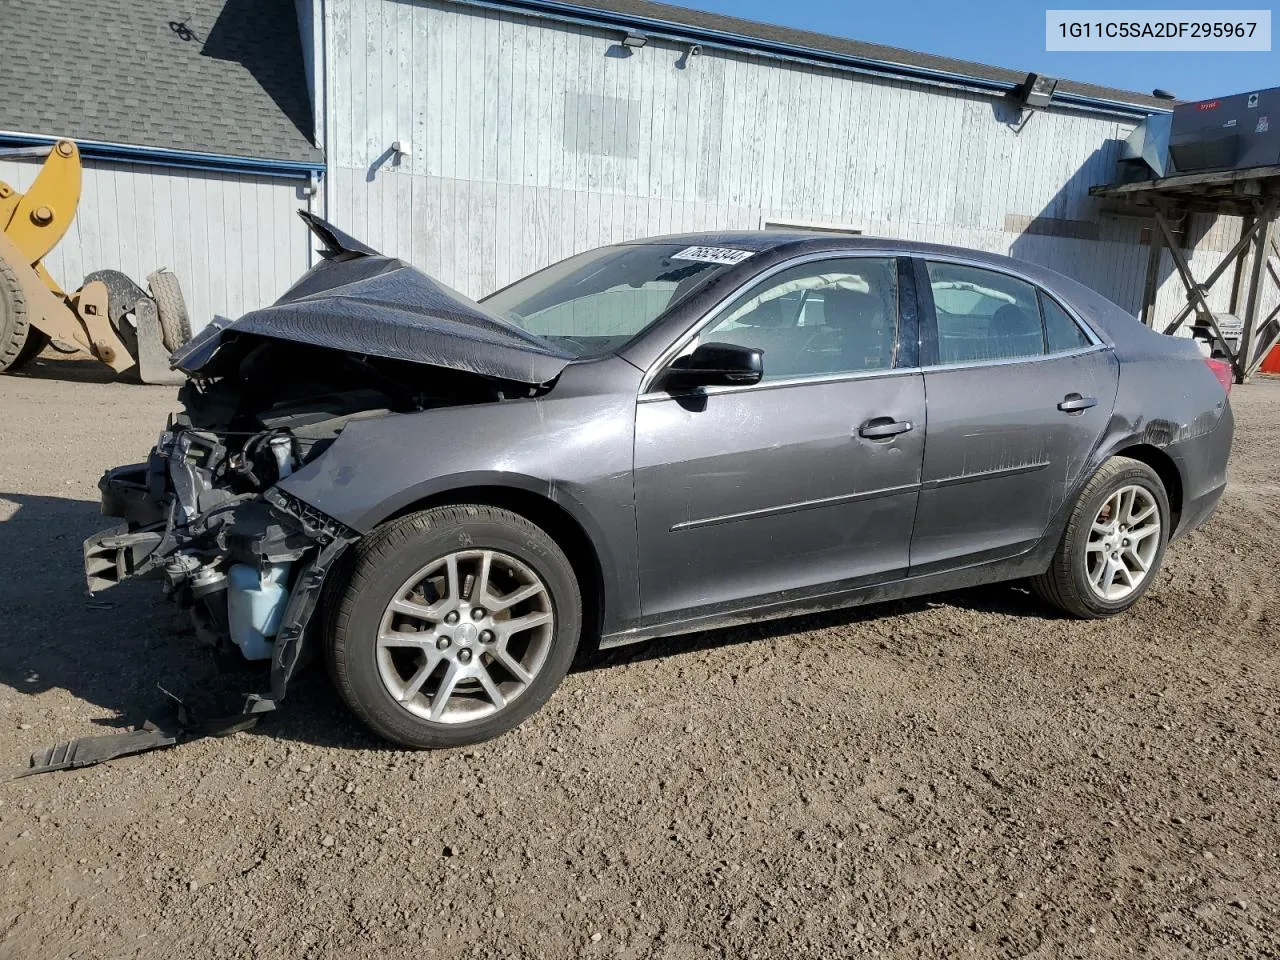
[662,0,1278,101]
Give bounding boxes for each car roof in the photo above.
[623,230,1120,319]
[616,229,1164,360]
[623,230,1034,269]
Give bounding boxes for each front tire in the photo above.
[325,505,582,748]
[1032,456,1170,618]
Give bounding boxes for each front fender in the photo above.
[275,360,643,629]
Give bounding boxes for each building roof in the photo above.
[0,0,320,164]
[503,0,1173,112]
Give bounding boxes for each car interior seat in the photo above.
[820,288,890,371]
[988,304,1045,360]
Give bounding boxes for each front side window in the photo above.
[686,258,899,382]
[927,262,1044,364]
[483,243,742,358]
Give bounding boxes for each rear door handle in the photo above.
[858,417,914,439]
[1057,393,1097,414]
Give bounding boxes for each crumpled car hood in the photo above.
[171,212,574,385]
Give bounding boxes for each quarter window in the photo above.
[1041,293,1092,352]
[926,262,1044,364]
[692,258,899,381]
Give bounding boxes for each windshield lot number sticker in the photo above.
[672,246,754,265]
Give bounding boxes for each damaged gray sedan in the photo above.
[85,213,1234,749]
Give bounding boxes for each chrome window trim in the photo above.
[916,343,1110,374]
[640,248,907,395]
[637,364,918,404]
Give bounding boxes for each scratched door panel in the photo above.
[633,372,926,620]
[909,349,1119,574]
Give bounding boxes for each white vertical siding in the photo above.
[325,0,1272,331]
[0,157,310,333]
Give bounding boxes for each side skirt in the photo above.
[599,543,1057,650]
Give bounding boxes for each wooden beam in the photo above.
[1245,236,1280,377]
[1159,203,1270,339]
[1240,198,1280,380]
[1140,216,1164,328]
[1247,303,1280,379]
[1153,204,1237,370]
[1229,214,1255,314]
[1091,165,1280,198]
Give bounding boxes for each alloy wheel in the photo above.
[1084,484,1161,602]
[375,549,554,723]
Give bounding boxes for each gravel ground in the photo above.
[0,356,1277,959]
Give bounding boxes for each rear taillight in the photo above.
[1204,357,1233,394]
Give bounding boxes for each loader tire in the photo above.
[148,269,191,350]
[0,255,43,372]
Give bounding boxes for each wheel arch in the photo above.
[382,484,608,650]
[1109,443,1184,533]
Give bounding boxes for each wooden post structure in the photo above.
[1237,197,1279,381]
[1089,166,1280,383]
[1140,219,1164,327]
[1229,213,1254,315]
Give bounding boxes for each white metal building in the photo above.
[4,0,1272,333]
[308,0,1271,329]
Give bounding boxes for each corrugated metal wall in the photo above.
[324,0,1275,328]
[0,156,311,332]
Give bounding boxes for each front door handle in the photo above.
[858,417,914,439]
[1058,393,1097,414]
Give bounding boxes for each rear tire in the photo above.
[325,505,582,748]
[1031,456,1170,618]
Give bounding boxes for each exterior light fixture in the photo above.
[621,32,647,48]
[1005,72,1059,133]
[1010,72,1059,110]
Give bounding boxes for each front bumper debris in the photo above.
[83,522,165,592]
[10,688,277,780]
[16,422,358,777]
[16,726,180,779]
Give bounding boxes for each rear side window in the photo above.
[926,262,1044,363]
[1041,294,1092,352]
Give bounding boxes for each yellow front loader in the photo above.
[0,139,190,382]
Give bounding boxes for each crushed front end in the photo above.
[84,375,365,703]
[18,211,568,776]
[78,210,566,708]
[80,324,542,711]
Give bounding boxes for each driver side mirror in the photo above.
[663,342,764,390]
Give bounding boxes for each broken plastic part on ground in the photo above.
[10,687,275,780]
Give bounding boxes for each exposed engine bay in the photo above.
[84,336,527,703]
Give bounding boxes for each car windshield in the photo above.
[481,243,742,358]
